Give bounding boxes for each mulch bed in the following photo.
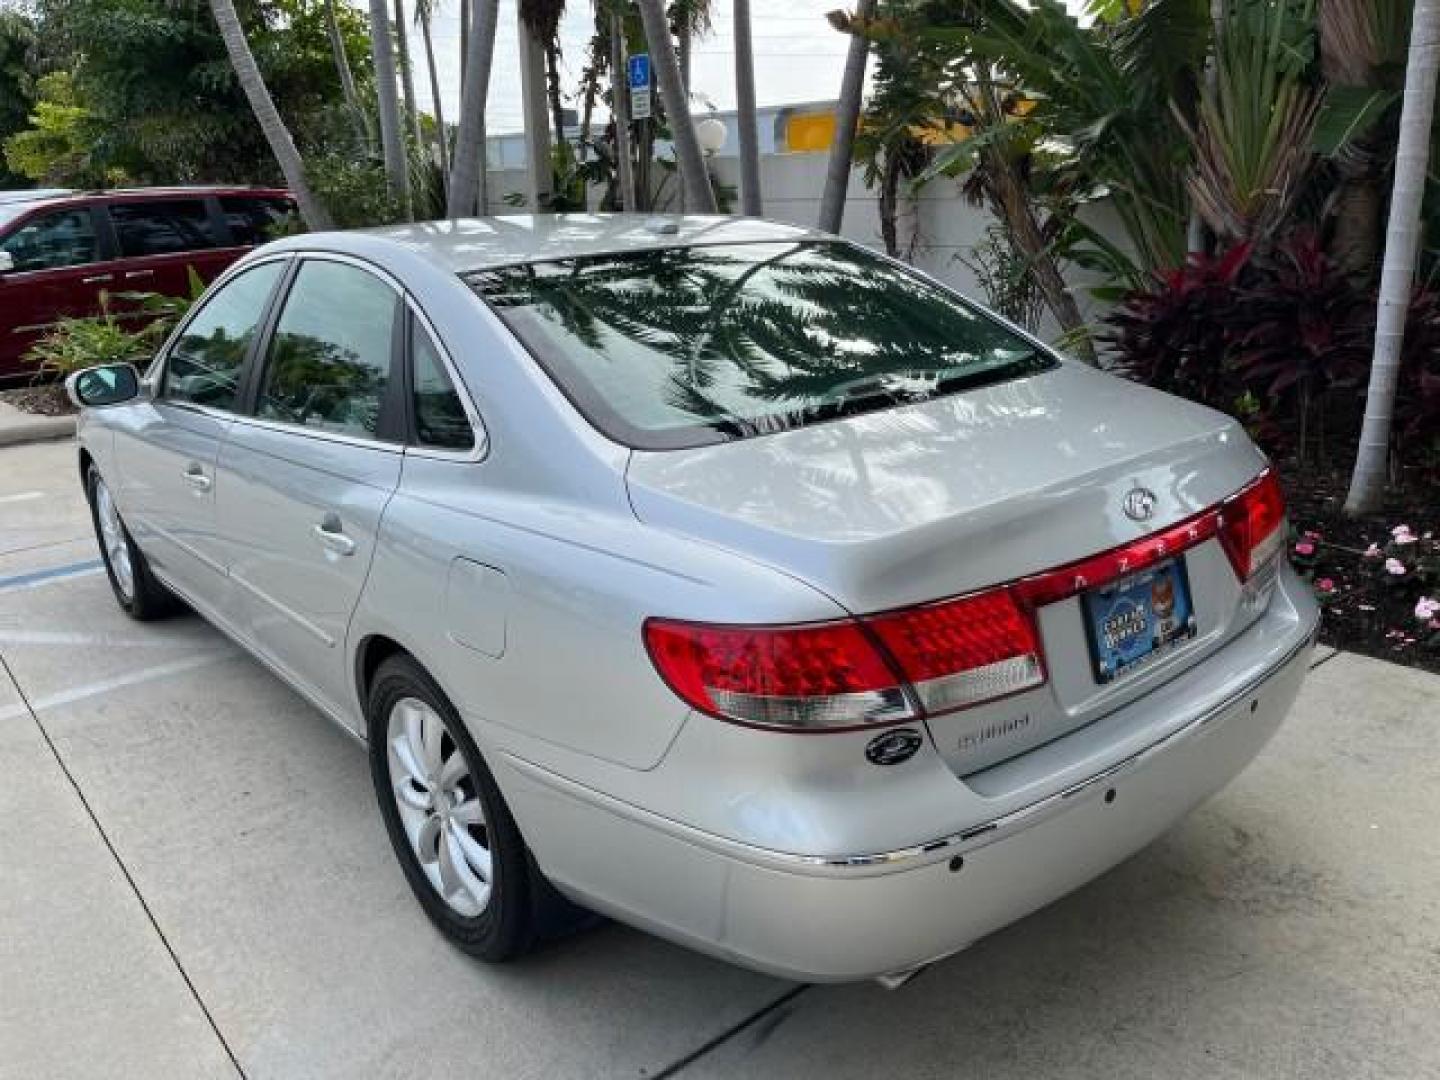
[0,384,75,416]
[1279,457,1439,675]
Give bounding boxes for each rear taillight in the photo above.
[642,618,915,730]
[1218,469,1286,581]
[864,588,1044,714]
[644,586,1044,731]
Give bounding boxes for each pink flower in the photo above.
[1364,543,1383,559]
[1392,525,1418,545]
[1304,530,1321,541]
[1316,578,1336,592]
[1416,597,1440,621]
[1385,558,1407,576]
[1294,541,1315,556]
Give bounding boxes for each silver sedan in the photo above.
[67,215,1319,984]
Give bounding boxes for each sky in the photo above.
[407,0,864,135]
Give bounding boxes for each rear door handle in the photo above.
[183,465,212,492]
[313,515,356,557]
[124,270,154,280]
[81,274,113,284]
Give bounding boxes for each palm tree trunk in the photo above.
[394,0,425,149]
[733,0,761,215]
[369,0,412,218]
[678,24,691,92]
[419,6,451,189]
[323,0,368,150]
[819,0,874,233]
[545,40,567,148]
[460,0,470,86]
[635,0,715,212]
[209,0,332,230]
[1187,0,1224,255]
[449,0,499,216]
[609,11,638,210]
[519,11,554,210]
[1345,0,1440,514]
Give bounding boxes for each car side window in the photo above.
[163,261,284,411]
[219,196,297,247]
[411,322,475,452]
[0,209,100,271]
[110,200,220,257]
[257,261,397,440]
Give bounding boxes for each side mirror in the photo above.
[0,251,14,274]
[66,363,141,409]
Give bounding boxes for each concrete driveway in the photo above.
[2,438,1438,1080]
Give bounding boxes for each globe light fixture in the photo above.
[695,116,728,155]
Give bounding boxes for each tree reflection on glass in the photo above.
[468,241,1050,448]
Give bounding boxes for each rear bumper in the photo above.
[495,574,1319,982]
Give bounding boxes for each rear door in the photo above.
[103,197,229,301]
[0,204,119,379]
[217,256,405,720]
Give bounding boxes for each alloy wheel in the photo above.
[386,697,493,917]
[94,478,134,600]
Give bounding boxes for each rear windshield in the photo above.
[465,240,1055,450]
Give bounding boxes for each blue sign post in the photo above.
[627,54,652,120]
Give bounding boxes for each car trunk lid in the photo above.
[626,364,1276,773]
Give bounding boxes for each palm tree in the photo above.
[635,0,715,211]
[415,0,451,187]
[369,0,413,218]
[449,0,500,216]
[209,0,332,230]
[519,0,569,148]
[518,5,554,209]
[609,8,639,209]
[323,0,368,150]
[1345,0,1440,513]
[394,0,425,148]
[819,0,875,233]
[734,0,762,215]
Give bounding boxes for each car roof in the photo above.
[271,214,829,275]
[0,185,290,213]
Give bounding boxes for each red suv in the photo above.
[0,186,295,384]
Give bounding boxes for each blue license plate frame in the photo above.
[1082,557,1198,685]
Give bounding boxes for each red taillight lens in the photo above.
[864,588,1044,714]
[642,618,914,730]
[1218,469,1286,581]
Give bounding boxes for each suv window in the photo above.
[257,260,397,439]
[164,261,284,411]
[110,200,220,257]
[0,209,100,271]
[411,323,474,451]
[220,196,296,247]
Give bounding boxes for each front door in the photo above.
[217,258,404,722]
[0,206,117,380]
[114,259,288,610]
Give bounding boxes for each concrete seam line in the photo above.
[0,652,250,1080]
[646,984,810,1079]
[1310,649,1343,672]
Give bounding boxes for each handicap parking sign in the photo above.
[627,54,650,90]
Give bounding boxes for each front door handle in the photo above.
[313,515,356,557]
[81,274,113,284]
[124,269,155,280]
[183,465,212,492]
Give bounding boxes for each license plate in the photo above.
[1082,558,1197,684]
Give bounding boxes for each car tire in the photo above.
[367,654,591,962]
[86,465,181,621]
